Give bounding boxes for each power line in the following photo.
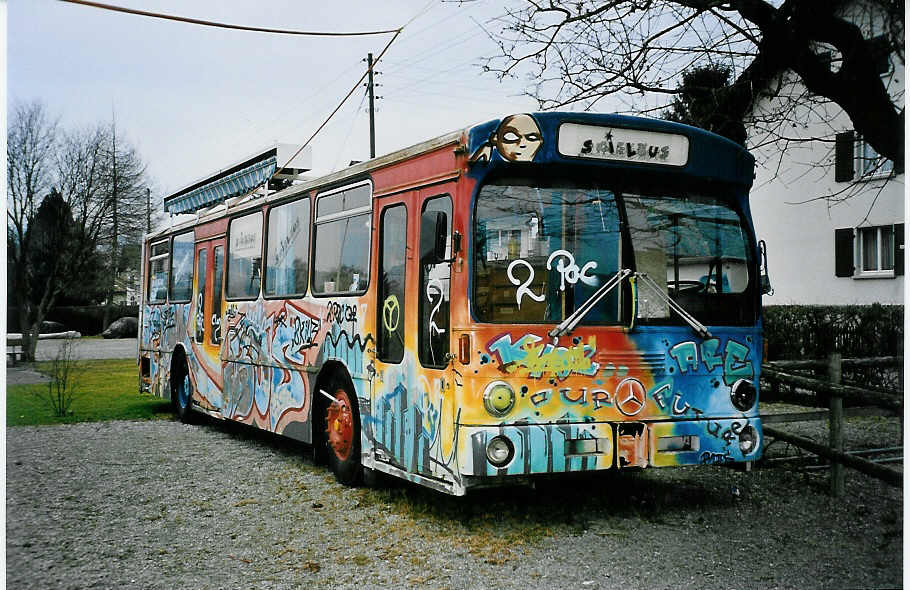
[332,88,370,172]
[275,0,437,171]
[277,30,401,171]
[59,0,402,37]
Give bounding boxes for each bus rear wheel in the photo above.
[172,361,195,424]
[324,383,361,486]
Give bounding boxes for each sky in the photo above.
[8,0,548,205]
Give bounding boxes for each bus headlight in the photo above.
[738,425,758,455]
[486,436,514,467]
[483,381,515,417]
[730,379,757,412]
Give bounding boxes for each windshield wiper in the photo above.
[548,268,632,339]
[633,272,712,339]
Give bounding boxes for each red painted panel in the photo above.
[372,145,458,194]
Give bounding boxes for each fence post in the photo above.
[828,353,844,497]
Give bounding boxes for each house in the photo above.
[747,4,904,305]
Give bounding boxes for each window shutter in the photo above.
[834,228,855,277]
[834,131,855,182]
[895,223,905,276]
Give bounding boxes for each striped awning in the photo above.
[164,156,277,214]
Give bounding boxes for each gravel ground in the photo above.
[7,412,903,590]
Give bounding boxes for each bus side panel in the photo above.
[267,299,321,440]
[366,355,456,481]
[140,302,191,400]
[214,296,372,439]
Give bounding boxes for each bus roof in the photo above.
[147,112,753,241]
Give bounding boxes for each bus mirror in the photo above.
[759,240,773,295]
[451,231,462,256]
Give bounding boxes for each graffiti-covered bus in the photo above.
[140,112,766,495]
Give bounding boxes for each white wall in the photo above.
[750,165,904,304]
[747,8,905,305]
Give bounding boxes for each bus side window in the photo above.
[377,204,407,363]
[265,197,310,297]
[227,212,263,299]
[169,231,195,302]
[419,195,451,368]
[312,183,372,295]
[194,248,207,344]
[211,246,224,345]
[148,239,170,304]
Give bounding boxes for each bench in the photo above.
[6,336,23,366]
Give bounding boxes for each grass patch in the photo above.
[7,359,172,426]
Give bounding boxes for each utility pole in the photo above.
[146,187,151,233]
[367,52,376,159]
[107,115,119,329]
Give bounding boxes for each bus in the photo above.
[140,112,766,495]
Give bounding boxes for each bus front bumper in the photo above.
[457,417,762,478]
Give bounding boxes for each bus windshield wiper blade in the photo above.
[633,272,712,339]
[549,268,631,339]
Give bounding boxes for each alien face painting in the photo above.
[470,113,543,164]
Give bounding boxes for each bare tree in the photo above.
[482,0,904,188]
[102,116,149,324]
[7,101,151,360]
[8,102,58,360]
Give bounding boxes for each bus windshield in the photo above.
[473,180,755,326]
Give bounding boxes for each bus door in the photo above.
[370,191,456,481]
[193,237,226,415]
[414,193,456,480]
[371,197,411,470]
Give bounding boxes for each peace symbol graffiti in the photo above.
[382,295,401,333]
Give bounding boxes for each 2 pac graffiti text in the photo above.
[507,250,598,308]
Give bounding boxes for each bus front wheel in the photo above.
[324,381,362,486]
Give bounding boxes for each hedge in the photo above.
[7,305,139,336]
[763,304,903,361]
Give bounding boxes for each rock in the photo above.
[40,320,67,334]
[102,317,138,339]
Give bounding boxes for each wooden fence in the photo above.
[760,354,903,495]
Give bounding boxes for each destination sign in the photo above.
[557,122,690,167]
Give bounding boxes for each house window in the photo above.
[856,137,894,179]
[859,226,894,274]
[834,131,896,182]
[870,35,893,76]
[834,224,904,278]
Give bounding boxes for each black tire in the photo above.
[362,466,388,489]
[324,377,362,486]
[171,361,196,424]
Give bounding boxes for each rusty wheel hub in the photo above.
[326,390,354,461]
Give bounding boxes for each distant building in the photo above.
[747,3,904,305]
[111,269,139,306]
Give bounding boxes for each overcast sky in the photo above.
[8,0,549,201]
